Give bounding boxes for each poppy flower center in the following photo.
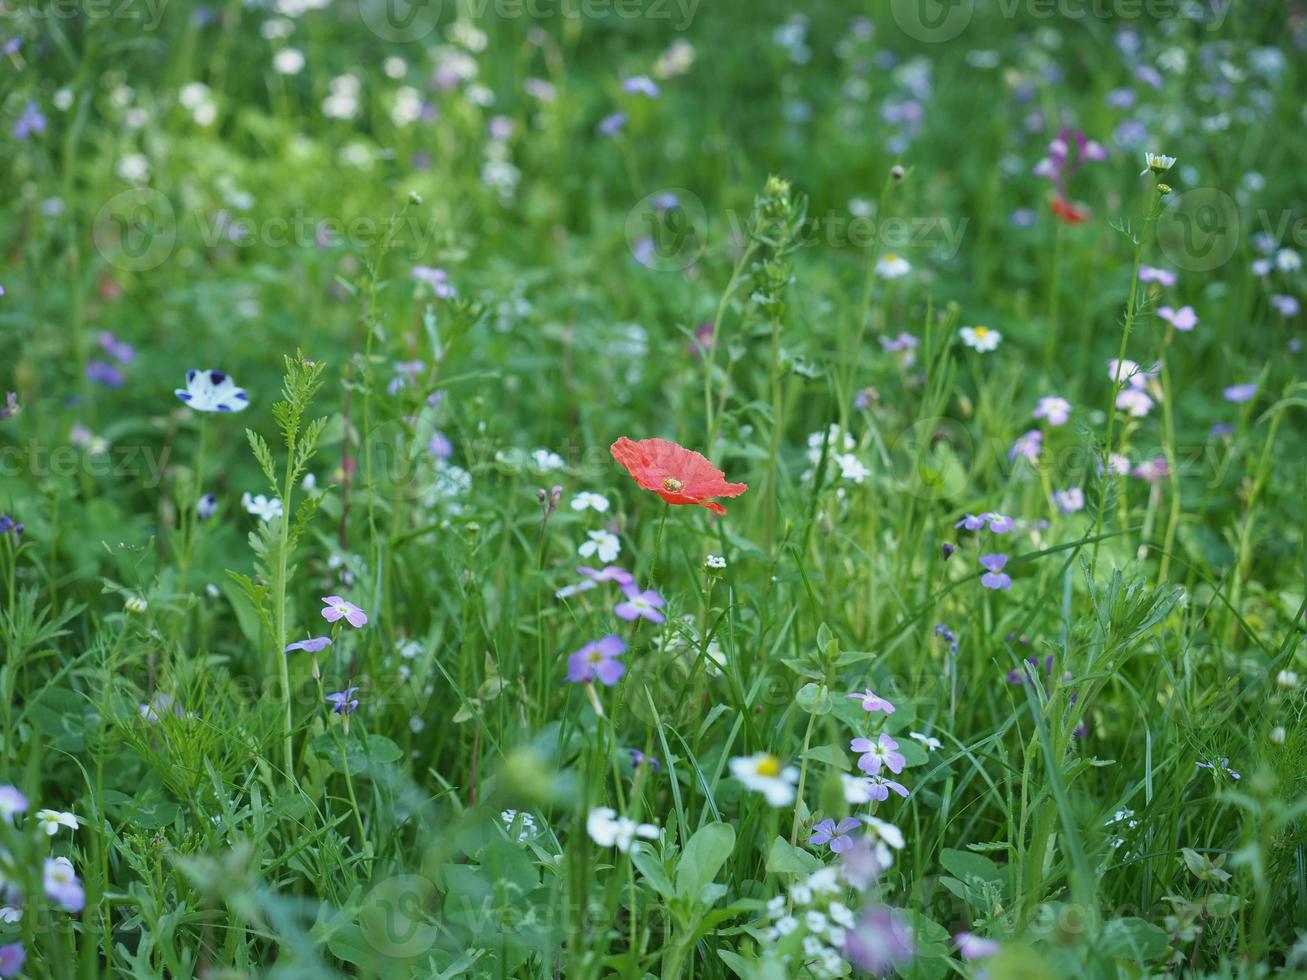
[662,477,684,492]
[755,755,781,778]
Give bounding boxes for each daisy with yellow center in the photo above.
[730,752,799,806]
[959,325,1003,353]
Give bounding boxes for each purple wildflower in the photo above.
[851,733,906,776]
[326,687,360,715]
[621,75,660,97]
[1138,265,1176,286]
[578,565,635,587]
[1271,294,1299,318]
[809,817,860,853]
[628,748,660,772]
[1033,395,1071,426]
[597,112,627,136]
[97,330,135,364]
[1157,305,1197,331]
[844,906,914,976]
[285,636,333,654]
[0,942,24,977]
[567,635,626,686]
[44,857,84,912]
[321,595,368,628]
[979,553,1011,590]
[1008,430,1043,462]
[848,688,896,714]
[0,786,28,821]
[412,266,456,298]
[614,584,665,624]
[1223,383,1257,404]
[955,514,987,531]
[1054,487,1085,513]
[86,361,125,388]
[985,512,1015,533]
[955,932,1000,959]
[13,101,46,141]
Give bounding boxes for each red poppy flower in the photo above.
[610,437,747,515]
[1050,195,1091,225]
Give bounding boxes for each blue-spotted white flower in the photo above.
[174,369,249,413]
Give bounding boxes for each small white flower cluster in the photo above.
[705,554,727,569]
[1105,807,1139,850]
[500,809,539,844]
[803,426,869,486]
[755,866,855,978]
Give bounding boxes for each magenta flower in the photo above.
[810,817,860,853]
[955,932,1000,959]
[849,688,896,714]
[578,565,635,587]
[614,584,665,624]
[1138,265,1176,286]
[321,596,368,628]
[844,906,914,975]
[285,636,332,654]
[979,553,1011,590]
[1223,383,1257,404]
[567,635,626,686]
[1158,305,1197,331]
[851,733,906,776]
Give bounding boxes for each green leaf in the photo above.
[800,743,849,768]
[765,836,820,875]
[795,682,833,715]
[675,822,735,904]
[630,847,674,901]
[1099,917,1168,960]
[939,848,1004,885]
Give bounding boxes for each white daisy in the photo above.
[1140,151,1176,176]
[174,369,250,413]
[586,807,658,853]
[959,325,1002,352]
[875,253,911,278]
[729,753,799,806]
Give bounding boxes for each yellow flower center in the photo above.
[662,477,684,492]
[883,253,898,262]
[755,754,782,778]
[974,326,990,338]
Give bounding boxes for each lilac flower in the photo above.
[1132,457,1169,482]
[0,942,24,977]
[879,331,918,353]
[840,837,887,891]
[0,516,23,537]
[1138,265,1176,286]
[628,748,660,772]
[13,101,46,140]
[1008,430,1042,463]
[1158,305,1197,331]
[1054,487,1085,513]
[851,733,906,776]
[428,431,452,458]
[326,687,360,715]
[622,75,660,97]
[566,635,626,686]
[597,112,627,136]
[285,636,332,654]
[1223,383,1257,404]
[848,688,895,714]
[955,514,987,531]
[0,786,28,821]
[844,906,914,976]
[1007,655,1055,685]
[97,330,136,364]
[985,512,1015,533]
[412,266,456,298]
[321,595,368,628]
[955,932,1000,959]
[810,817,860,853]
[1209,422,1235,438]
[934,624,958,653]
[86,361,125,388]
[44,857,84,912]
[1115,387,1154,417]
[1033,395,1071,426]
[1196,757,1241,780]
[615,584,665,624]
[979,553,1011,590]
[866,774,910,800]
[1271,294,1299,318]
[387,359,426,394]
[578,565,634,587]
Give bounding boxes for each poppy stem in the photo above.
[648,502,670,593]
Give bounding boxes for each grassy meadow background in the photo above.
[2,0,1307,976]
